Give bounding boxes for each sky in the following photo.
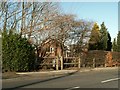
[60,2,118,41]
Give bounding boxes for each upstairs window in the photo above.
[50,47,54,53]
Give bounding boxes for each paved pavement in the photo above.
[2,67,119,89]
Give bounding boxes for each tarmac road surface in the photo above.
[2,67,119,90]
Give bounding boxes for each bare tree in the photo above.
[0,1,93,64]
[48,14,75,51]
[68,20,93,57]
[24,2,60,62]
[0,1,24,32]
[0,1,8,32]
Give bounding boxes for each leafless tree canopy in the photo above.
[0,1,93,56]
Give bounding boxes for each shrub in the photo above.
[2,30,35,72]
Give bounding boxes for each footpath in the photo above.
[2,67,118,89]
[3,67,118,80]
[16,67,118,75]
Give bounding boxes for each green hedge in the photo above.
[2,30,35,72]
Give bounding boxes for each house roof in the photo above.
[41,38,62,47]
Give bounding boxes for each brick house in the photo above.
[40,38,63,58]
[39,38,63,70]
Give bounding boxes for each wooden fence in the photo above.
[38,51,120,70]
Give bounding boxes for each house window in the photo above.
[50,47,54,53]
[46,47,50,52]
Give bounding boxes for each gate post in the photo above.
[56,56,59,70]
[78,57,81,69]
[93,58,95,68]
[61,56,63,70]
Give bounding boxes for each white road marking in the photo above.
[65,86,80,90]
[101,78,120,83]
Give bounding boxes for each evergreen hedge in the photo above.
[2,30,35,72]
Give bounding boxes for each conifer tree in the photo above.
[99,22,108,50]
[117,31,120,52]
[112,38,117,52]
[89,23,100,50]
[106,32,112,51]
[2,30,35,72]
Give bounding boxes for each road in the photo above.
[2,68,119,90]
